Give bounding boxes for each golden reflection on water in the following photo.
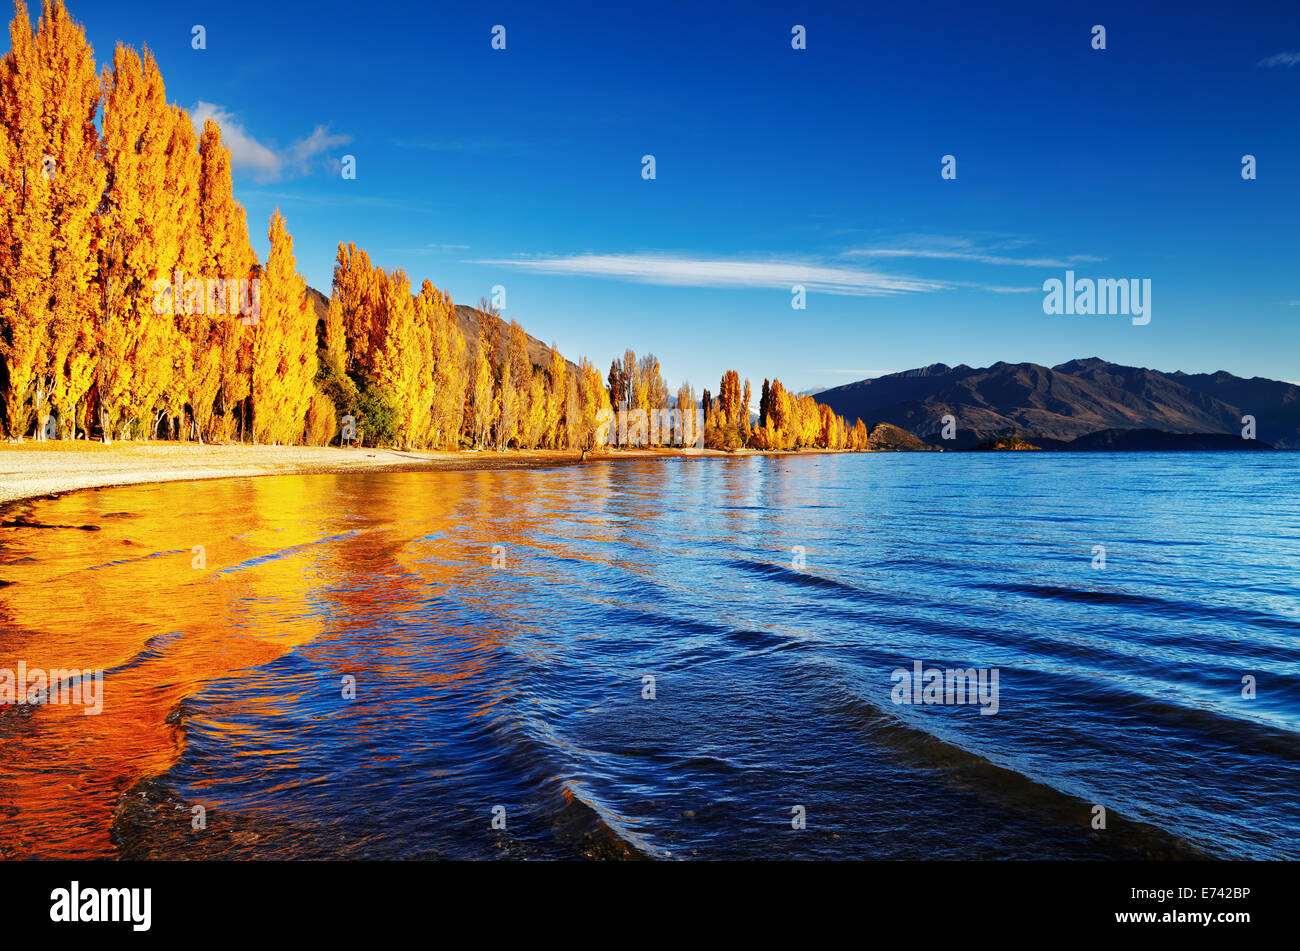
[0,467,616,858]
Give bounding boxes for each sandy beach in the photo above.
[0,442,594,507]
[0,442,795,507]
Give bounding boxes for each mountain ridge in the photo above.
[816,357,1299,449]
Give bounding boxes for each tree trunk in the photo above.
[34,377,47,442]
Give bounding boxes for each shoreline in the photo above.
[5,441,1277,511]
[0,442,838,509]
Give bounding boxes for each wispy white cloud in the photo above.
[191,102,279,180]
[191,102,352,183]
[1258,51,1300,67]
[468,253,946,296]
[287,125,353,172]
[845,247,1102,268]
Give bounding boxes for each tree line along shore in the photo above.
[0,0,871,455]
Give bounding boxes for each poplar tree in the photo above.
[607,359,625,417]
[196,119,256,440]
[252,210,315,444]
[429,284,467,448]
[740,378,752,441]
[505,319,530,445]
[159,103,201,438]
[676,381,697,446]
[36,0,103,439]
[0,0,104,439]
[718,370,742,431]
[545,345,567,449]
[371,267,420,447]
[323,292,346,370]
[496,361,518,449]
[578,358,609,449]
[0,1,41,437]
[333,241,377,376]
[524,373,546,448]
[564,373,580,450]
[468,328,494,448]
[409,280,440,448]
[99,44,173,439]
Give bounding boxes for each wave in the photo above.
[973,580,1300,634]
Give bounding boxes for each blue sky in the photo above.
[44,0,1300,391]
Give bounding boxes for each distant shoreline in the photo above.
[0,442,850,509]
[0,440,1286,511]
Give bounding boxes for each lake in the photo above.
[1,453,1297,859]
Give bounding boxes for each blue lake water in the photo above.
[1,453,1297,859]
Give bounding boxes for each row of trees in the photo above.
[700,372,867,450]
[0,0,301,442]
[0,0,867,453]
[316,241,611,450]
[0,0,609,450]
[316,270,870,453]
[607,357,869,451]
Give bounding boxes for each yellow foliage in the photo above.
[251,210,316,444]
[305,388,337,447]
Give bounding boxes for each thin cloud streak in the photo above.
[1258,51,1300,67]
[845,247,1103,268]
[469,253,947,296]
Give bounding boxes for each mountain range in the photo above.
[303,288,1297,453]
[817,358,1299,449]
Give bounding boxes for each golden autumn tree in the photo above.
[575,357,609,450]
[564,371,580,450]
[676,381,698,446]
[333,241,377,376]
[195,118,256,441]
[817,403,835,448]
[323,291,346,371]
[503,319,531,445]
[767,378,790,447]
[0,2,37,437]
[408,280,440,448]
[0,0,104,439]
[371,267,422,448]
[429,285,467,448]
[740,378,752,442]
[99,43,175,440]
[851,418,868,450]
[717,369,741,431]
[545,344,567,448]
[252,210,316,444]
[523,372,546,448]
[468,324,494,449]
[0,0,52,439]
[158,103,201,439]
[35,0,103,439]
[495,360,518,449]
